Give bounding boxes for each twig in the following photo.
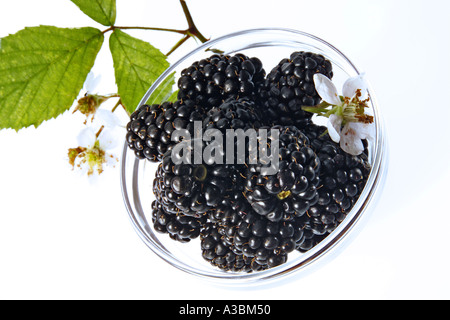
[166,34,190,56]
[101,0,210,56]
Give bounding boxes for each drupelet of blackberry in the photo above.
[177,53,266,110]
[151,164,205,243]
[244,126,321,223]
[125,99,204,162]
[257,51,333,128]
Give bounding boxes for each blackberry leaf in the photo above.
[0,26,104,130]
[109,29,172,114]
[70,0,116,26]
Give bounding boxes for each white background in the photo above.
[1,0,449,300]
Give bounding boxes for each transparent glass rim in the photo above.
[120,28,388,285]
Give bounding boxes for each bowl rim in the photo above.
[120,27,388,284]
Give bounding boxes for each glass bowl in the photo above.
[120,28,388,284]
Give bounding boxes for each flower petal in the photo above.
[356,122,375,141]
[95,109,122,128]
[77,127,96,148]
[340,123,365,155]
[327,114,342,143]
[98,128,119,150]
[313,74,341,105]
[346,121,375,141]
[83,72,101,94]
[342,73,368,99]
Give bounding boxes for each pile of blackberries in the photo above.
[126,52,371,273]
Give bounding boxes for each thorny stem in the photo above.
[102,0,209,56]
[179,0,209,43]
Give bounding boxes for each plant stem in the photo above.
[111,98,130,116]
[166,34,190,56]
[101,0,209,56]
[102,26,186,35]
[179,0,209,43]
[105,93,120,99]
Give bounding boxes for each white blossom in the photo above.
[69,126,120,179]
[312,73,374,155]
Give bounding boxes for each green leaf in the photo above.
[71,0,116,26]
[109,29,171,113]
[0,26,104,130]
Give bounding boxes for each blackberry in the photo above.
[160,146,239,216]
[245,126,321,223]
[125,99,204,162]
[151,200,204,243]
[300,123,371,236]
[203,97,263,132]
[177,53,266,109]
[200,222,252,272]
[257,51,333,128]
[151,164,204,243]
[202,97,264,168]
[206,196,308,271]
[223,209,304,270]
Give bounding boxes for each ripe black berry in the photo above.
[126,99,204,162]
[257,51,333,128]
[151,200,204,243]
[200,222,252,272]
[160,146,241,216]
[296,123,371,248]
[177,54,266,110]
[245,126,321,223]
[152,164,205,242]
[210,203,306,270]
